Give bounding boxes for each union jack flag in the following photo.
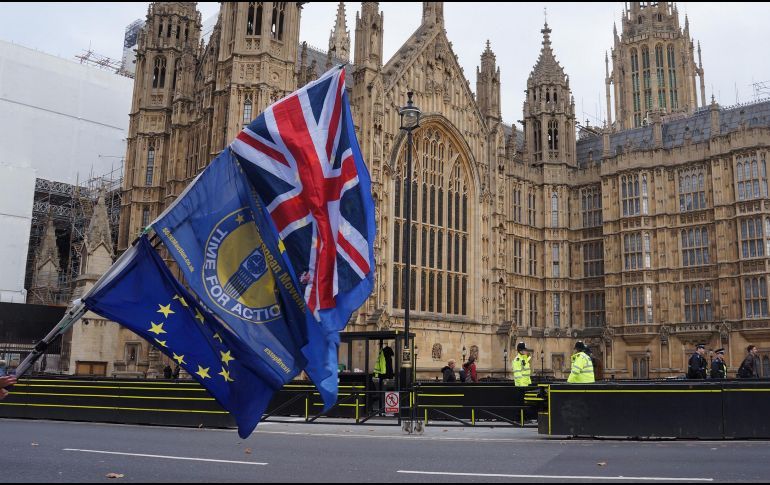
[231,66,375,330]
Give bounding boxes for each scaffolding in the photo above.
[75,49,135,79]
[26,164,123,306]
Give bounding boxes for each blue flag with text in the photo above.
[152,150,337,406]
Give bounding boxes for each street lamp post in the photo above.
[399,91,421,377]
[540,350,545,377]
[399,91,421,434]
[503,348,508,380]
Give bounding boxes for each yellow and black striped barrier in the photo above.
[540,380,770,439]
[414,382,539,427]
[0,377,234,428]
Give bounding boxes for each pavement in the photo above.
[2,418,770,482]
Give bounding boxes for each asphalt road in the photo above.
[2,418,770,482]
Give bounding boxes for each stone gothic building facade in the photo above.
[114,1,770,380]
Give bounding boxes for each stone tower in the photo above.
[607,2,705,130]
[522,21,577,337]
[214,2,303,146]
[328,1,350,62]
[523,21,577,167]
[118,2,202,250]
[29,217,61,304]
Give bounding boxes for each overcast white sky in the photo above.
[2,2,768,129]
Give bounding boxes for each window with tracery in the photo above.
[744,277,768,319]
[667,45,678,109]
[679,167,707,211]
[246,2,264,35]
[152,56,167,89]
[631,48,641,127]
[271,2,286,40]
[623,232,651,270]
[655,44,666,109]
[243,95,253,124]
[626,286,653,324]
[684,283,713,323]
[736,153,768,201]
[621,173,648,216]
[581,186,602,228]
[681,227,710,266]
[393,126,469,316]
[145,145,155,186]
[642,45,652,112]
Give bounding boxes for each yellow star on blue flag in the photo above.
[218,367,234,382]
[220,350,235,366]
[157,303,175,318]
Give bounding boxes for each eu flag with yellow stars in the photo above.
[83,235,275,438]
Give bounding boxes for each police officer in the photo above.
[567,341,595,383]
[512,342,532,387]
[710,348,728,379]
[687,343,708,379]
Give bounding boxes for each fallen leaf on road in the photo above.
[106,473,124,479]
[244,448,252,455]
[597,462,607,467]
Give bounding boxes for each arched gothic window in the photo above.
[551,192,559,227]
[655,44,666,109]
[667,45,678,109]
[247,2,264,35]
[630,48,641,127]
[243,95,253,124]
[393,126,469,316]
[271,2,286,40]
[547,120,559,158]
[152,56,167,89]
[533,120,542,162]
[145,144,155,186]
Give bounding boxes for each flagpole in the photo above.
[13,301,87,378]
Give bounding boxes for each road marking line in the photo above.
[63,449,267,466]
[397,470,714,481]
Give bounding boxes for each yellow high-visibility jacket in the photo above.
[512,353,532,386]
[373,350,386,378]
[567,351,595,383]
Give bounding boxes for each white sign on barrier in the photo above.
[385,391,399,414]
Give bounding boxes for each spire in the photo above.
[38,217,61,269]
[86,190,114,255]
[529,21,567,86]
[328,1,351,62]
[477,39,501,123]
[541,19,552,49]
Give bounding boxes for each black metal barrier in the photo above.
[541,379,770,439]
[0,376,543,429]
[0,376,234,428]
[414,382,539,427]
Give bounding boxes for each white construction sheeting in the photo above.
[0,164,35,303]
[0,40,133,184]
[0,39,133,302]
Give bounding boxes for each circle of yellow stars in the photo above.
[145,295,236,384]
